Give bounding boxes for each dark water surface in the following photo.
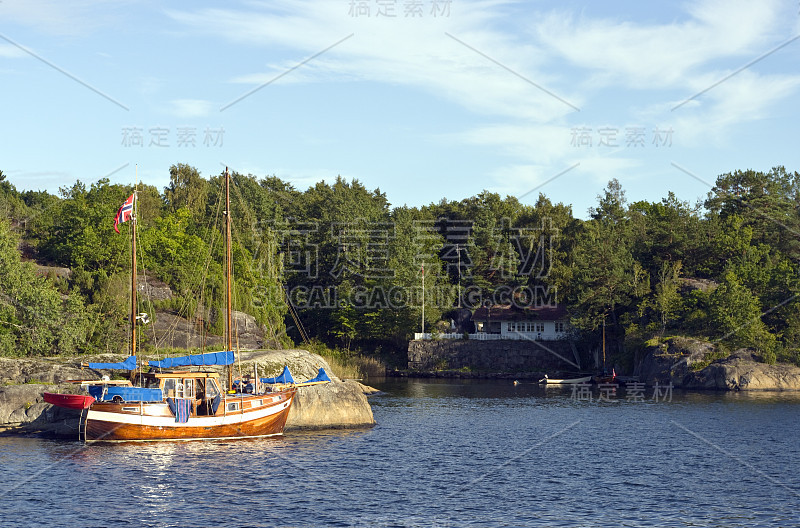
[1,379,798,528]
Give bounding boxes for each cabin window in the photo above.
[162,379,176,399]
[227,402,239,412]
[173,379,194,399]
[206,379,221,399]
[183,379,195,399]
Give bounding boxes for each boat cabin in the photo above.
[87,371,225,416]
[151,371,223,416]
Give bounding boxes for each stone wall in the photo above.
[407,339,580,373]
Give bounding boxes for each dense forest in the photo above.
[1,164,799,369]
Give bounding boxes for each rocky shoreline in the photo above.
[0,349,376,439]
[397,336,800,390]
[634,337,800,391]
[389,370,547,380]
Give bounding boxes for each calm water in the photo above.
[1,379,799,528]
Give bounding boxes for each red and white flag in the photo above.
[113,193,135,233]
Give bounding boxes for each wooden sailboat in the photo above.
[594,315,617,384]
[48,168,297,442]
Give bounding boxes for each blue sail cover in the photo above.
[88,385,163,402]
[148,351,234,369]
[303,367,331,384]
[87,356,138,371]
[260,365,295,384]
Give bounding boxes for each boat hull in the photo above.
[84,389,296,442]
[44,392,96,410]
[541,376,592,385]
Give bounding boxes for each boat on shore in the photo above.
[44,168,302,443]
[539,374,593,385]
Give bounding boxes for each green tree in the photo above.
[709,271,776,360]
[164,163,210,218]
[706,167,800,261]
[570,180,640,331]
[0,219,92,356]
[652,261,683,334]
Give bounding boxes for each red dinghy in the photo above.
[43,392,95,410]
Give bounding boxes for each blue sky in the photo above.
[2,0,799,217]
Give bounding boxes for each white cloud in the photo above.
[453,123,573,164]
[0,0,127,36]
[169,99,214,118]
[168,1,580,122]
[575,156,641,184]
[671,70,800,147]
[166,0,800,202]
[534,0,786,89]
[0,45,26,58]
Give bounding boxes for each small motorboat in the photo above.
[538,375,593,385]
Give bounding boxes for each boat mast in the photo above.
[421,262,425,334]
[225,167,233,390]
[602,313,606,373]
[130,188,137,359]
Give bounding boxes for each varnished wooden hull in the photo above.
[84,389,296,443]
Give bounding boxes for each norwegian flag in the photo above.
[113,193,135,233]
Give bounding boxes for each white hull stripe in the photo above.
[87,400,291,428]
[86,433,283,444]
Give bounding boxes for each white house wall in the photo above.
[499,320,568,340]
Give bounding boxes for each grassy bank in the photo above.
[302,341,387,380]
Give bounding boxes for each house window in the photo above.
[507,323,512,332]
[536,323,544,332]
[555,322,565,332]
